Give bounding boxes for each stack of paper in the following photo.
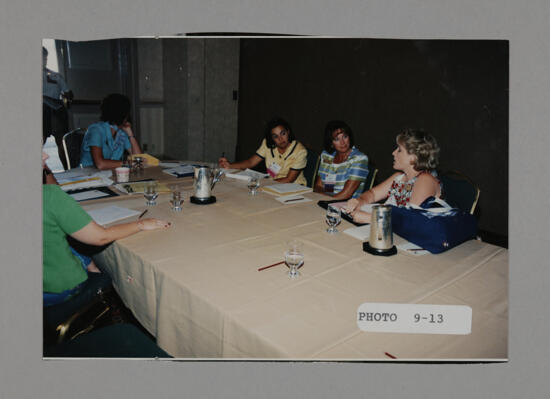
[55,169,114,191]
[224,169,268,181]
[115,181,173,194]
[261,183,312,196]
[87,205,141,226]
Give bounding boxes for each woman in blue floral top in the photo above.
[345,129,441,224]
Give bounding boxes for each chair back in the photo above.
[62,128,85,170]
[440,170,480,214]
[364,168,378,191]
[303,149,320,187]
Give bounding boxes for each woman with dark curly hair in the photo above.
[80,93,142,169]
[345,129,441,224]
[218,117,308,185]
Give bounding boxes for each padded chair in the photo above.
[62,128,85,170]
[303,149,320,187]
[44,323,171,358]
[439,170,481,214]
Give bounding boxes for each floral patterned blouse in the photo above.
[385,171,441,207]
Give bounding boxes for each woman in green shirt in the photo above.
[43,174,171,306]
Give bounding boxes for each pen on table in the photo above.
[258,260,285,271]
[406,248,424,253]
[384,352,397,359]
[284,197,304,203]
[138,209,148,219]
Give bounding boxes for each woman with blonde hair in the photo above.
[345,129,441,223]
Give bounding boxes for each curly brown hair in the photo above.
[396,128,440,171]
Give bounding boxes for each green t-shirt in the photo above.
[43,184,92,293]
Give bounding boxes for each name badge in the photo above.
[267,162,282,178]
[324,173,337,193]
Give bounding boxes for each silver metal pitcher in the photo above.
[364,204,397,256]
[193,166,223,199]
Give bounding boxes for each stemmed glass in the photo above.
[144,181,159,206]
[326,205,341,233]
[285,239,304,278]
[247,177,260,195]
[169,185,184,211]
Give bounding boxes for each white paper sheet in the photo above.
[396,241,429,256]
[87,205,141,226]
[224,169,268,181]
[343,224,371,241]
[43,135,65,173]
[69,190,111,201]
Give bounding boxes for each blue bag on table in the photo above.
[390,197,477,254]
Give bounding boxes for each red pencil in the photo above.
[258,261,285,271]
[384,352,397,359]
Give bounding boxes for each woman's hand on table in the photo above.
[218,157,231,168]
[345,198,361,214]
[350,210,371,224]
[137,218,172,231]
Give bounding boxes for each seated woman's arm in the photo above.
[408,173,440,206]
[70,218,170,247]
[346,172,400,212]
[313,175,324,193]
[121,122,142,155]
[91,146,124,170]
[345,172,402,223]
[218,154,263,170]
[275,169,300,183]
[329,179,361,200]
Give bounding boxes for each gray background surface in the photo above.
[0,0,547,398]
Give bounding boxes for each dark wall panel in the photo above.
[237,38,508,236]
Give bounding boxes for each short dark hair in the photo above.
[100,93,131,125]
[396,128,440,171]
[264,117,295,148]
[323,120,355,153]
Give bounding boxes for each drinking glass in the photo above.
[170,186,184,211]
[285,239,304,278]
[247,177,260,195]
[326,205,341,233]
[144,181,158,206]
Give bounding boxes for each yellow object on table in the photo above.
[130,153,160,166]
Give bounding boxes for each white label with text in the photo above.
[357,303,472,335]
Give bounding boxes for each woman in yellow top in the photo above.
[218,117,308,185]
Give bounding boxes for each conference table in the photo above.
[84,166,508,360]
